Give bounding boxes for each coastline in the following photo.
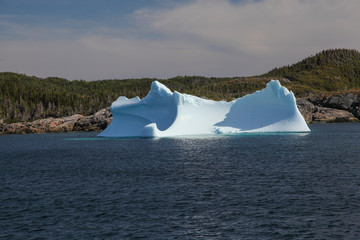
[0,108,112,135]
[297,96,359,123]
[1,93,359,135]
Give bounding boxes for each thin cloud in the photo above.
[143,0,360,54]
[0,0,359,80]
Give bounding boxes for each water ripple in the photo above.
[0,124,360,239]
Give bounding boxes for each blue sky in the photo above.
[1,0,359,80]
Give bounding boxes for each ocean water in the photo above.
[1,123,360,239]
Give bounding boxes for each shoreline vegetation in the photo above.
[1,49,360,134]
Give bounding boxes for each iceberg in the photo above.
[98,80,310,137]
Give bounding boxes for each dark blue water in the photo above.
[1,123,360,239]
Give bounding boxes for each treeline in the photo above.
[1,49,360,123]
[0,73,159,123]
[0,73,269,123]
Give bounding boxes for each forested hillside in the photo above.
[263,49,360,95]
[0,74,269,123]
[0,74,154,123]
[1,49,360,123]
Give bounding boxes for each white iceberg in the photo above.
[98,80,310,137]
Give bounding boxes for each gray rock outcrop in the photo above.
[297,93,360,123]
[73,108,113,132]
[0,108,112,134]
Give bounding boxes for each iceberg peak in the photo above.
[98,80,310,137]
[265,80,291,98]
[142,81,174,106]
[150,81,173,95]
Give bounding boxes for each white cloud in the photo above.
[1,0,360,80]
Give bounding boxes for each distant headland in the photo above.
[1,49,359,134]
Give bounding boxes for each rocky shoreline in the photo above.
[0,108,113,135]
[0,93,359,135]
[297,93,360,123]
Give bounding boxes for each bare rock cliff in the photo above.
[297,93,360,123]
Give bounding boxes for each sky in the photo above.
[0,0,359,80]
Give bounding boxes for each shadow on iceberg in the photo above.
[214,80,307,133]
[98,81,178,137]
[98,80,310,138]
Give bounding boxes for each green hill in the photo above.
[1,48,360,123]
[0,73,271,123]
[262,49,360,95]
[0,73,156,123]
